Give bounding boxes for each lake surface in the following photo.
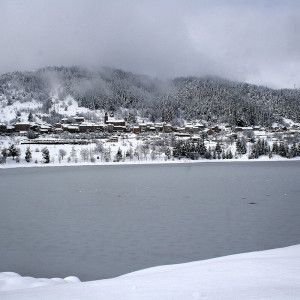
[0,161,300,281]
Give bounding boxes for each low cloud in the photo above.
[0,0,299,88]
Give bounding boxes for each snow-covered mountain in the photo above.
[0,66,299,126]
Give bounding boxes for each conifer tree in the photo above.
[25,147,32,163]
[28,112,33,122]
[204,147,212,159]
[226,149,233,159]
[290,142,298,158]
[164,147,171,159]
[278,142,287,157]
[1,147,8,158]
[8,144,20,160]
[272,142,279,155]
[236,138,247,155]
[215,142,222,158]
[115,148,123,162]
[42,147,50,163]
[222,150,226,159]
[212,150,216,159]
[195,140,207,157]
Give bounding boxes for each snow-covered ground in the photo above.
[0,100,42,123]
[0,273,80,292]
[52,96,95,117]
[1,133,300,169]
[1,244,299,299]
[0,95,104,124]
[1,154,300,170]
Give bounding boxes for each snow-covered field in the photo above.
[1,134,300,169]
[1,154,300,170]
[1,245,299,299]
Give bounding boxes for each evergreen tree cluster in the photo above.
[173,139,234,160]
[248,139,270,159]
[272,141,300,158]
[2,145,21,160]
[173,139,207,160]
[249,139,300,159]
[236,138,247,155]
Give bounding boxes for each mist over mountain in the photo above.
[0,66,299,127]
[1,1,300,88]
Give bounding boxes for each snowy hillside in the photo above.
[0,100,42,123]
[1,66,300,126]
[1,244,299,299]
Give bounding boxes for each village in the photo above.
[1,110,300,166]
[1,110,300,139]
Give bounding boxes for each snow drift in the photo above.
[1,244,299,299]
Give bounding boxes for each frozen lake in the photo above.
[0,161,300,280]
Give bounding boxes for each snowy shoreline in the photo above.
[1,244,299,299]
[1,155,300,170]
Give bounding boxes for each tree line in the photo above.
[1,138,299,165]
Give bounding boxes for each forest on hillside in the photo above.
[0,66,299,126]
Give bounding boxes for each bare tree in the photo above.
[59,149,67,160]
[80,148,90,162]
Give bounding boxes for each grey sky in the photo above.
[0,0,299,88]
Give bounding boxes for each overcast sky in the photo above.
[0,0,299,88]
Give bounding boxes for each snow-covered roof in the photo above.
[236,126,254,130]
[40,125,52,129]
[79,122,104,126]
[107,117,125,122]
[14,122,31,125]
[191,134,201,139]
[194,123,205,127]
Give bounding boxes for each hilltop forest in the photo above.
[0,66,299,126]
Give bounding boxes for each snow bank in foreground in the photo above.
[1,245,300,300]
[0,273,80,292]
